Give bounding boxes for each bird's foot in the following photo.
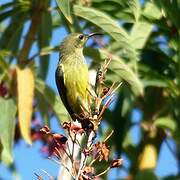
[71,113,94,131]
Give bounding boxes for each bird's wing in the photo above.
[55,64,74,117]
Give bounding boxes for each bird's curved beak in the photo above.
[87,32,103,38]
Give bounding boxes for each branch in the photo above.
[76,130,95,180]
[18,2,45,64]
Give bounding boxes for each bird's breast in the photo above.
[63,61,89,113]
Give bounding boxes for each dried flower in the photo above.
[110,159,123,168]
[62,122,71,130]
[93,142,110,161]
[40,125,51,134]
[79,166,95,180]
[53,133,68,144]
[39,126,68,156]
[63,121,85,134]
[47,135,67,156]
[70,121,85,134]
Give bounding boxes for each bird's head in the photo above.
[60,32,102,55]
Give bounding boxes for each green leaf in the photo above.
[0,8,20,22]
[74,5,138,61]
[130,22,153,50]
[56,0,73,24]
[122,128,133,148]
[40,46,59,56]
[35,79,68,123]
[0,98,16,165]
[0,14,26,55]
[142,2,162,21]
[130,2,163,49]
[0,2,16,12]
[0,1,30,22]
[36,90,49,126]
[154,116,177,132]
[0,50,11,82]
[108,59,143,96]
[0,50,10,70]
[127,0,140,21]
[91,0,131,21]
[38,10,52,79]
[142,79,168,88]
[153,0,180,29]
[85,48,143,96]
[135,169,158,180]
[139,64,177,91]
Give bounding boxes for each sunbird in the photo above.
[55,33,101,121]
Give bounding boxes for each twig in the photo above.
[102,82,122,101]
[72,133,77,159]
[28,52,39,61]
[95,167,110,178]
[18,2,44,64]
[110,82,122,95]
[48,157,75,179]
[75,131,95,180]
[48,156,61,165]
[40,169,54,180]
[34,173,43,180]
[67,141,73,158]
[61,146,73,163]
[88,155,100,167]
[97,94,114,120]
[75,138,82,148]
[104,130,114,142]
[54,148,63,159]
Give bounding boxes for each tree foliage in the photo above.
[0,0,180,179]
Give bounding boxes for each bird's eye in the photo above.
[78,34,84,40]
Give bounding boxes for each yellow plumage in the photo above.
[55,33,89,120]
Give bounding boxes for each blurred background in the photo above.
[0,0,180,179]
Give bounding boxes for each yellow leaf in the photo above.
[17,67,35,144]
[139,144,157,170]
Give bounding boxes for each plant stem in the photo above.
[95,167,110,178]
[75,131,95,180]
[18,1,45,65]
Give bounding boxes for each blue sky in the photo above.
[0,0,179,179]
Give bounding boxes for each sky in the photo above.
[0,0,179,179]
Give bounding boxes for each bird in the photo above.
[55,32,101,121]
